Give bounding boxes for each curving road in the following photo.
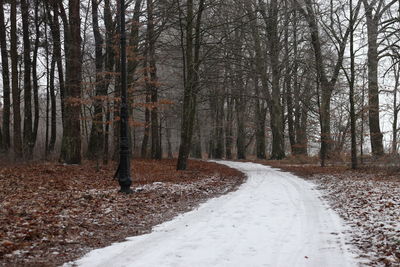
[70,161,357,267]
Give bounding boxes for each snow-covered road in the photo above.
[69,161,357,267]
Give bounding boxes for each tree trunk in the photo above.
[0,0,10,152]
[60,0,82,164]
[349,0,357,169]
[292,10,308,156]
[166,118,173,159]
[190,114,202,159]
[235,98,246,160]
[215,94,225,159]
[21,0,33,159]
[88,0,105,160]
[49,54,57,153]
[45,18,50,157]
[208,83,224,159]
[284,6,295,155]
[365,9,384,156]
[265,0,285,160]
[176,0,205,170]
[319,82,333,167]
[141,57,151,158]
[46,2,65,128]
[32,0,40,157]
[128,0,142,157]
[11,0,23,159]
[112,2,121,161]
[255,76,267,159]
[391,66,399,154]
[103,0,115,164]
[147,0,161,160]
[225,94,234,159]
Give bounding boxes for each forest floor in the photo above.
[262,159,400,267]
[0,159,245,267]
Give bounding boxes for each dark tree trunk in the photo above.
[60,0,82,164]
[284,6,296,155]
[165,118,173,159]
[294,83,310,156]
[141,57,151,158]
[21,0,33,159]
[391,67,399,154]
[254,76,267,159]
[235,95,246,159]
[190,114,202,159]
[11,0,23,159]
[176,0,205,170]
[102,0,115,164]
[49,54,57,153]
[32,0,40,156]
[364,4,384,156]
[0,0,10,152]
[147,0,161,160]
[261,0,285,160]
[88,0,105,160]
[113,41,121,161]
[214,94,225,159]
[208,82,224,159]
[128,0,142,157]
[128,0,142,85]
[349,0,357,169]
[44,17,50,157]
[46,2,65,128]
[225,94,234,159]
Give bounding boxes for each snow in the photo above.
[65,161,358,267]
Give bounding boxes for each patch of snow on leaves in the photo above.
[311,173,400,266]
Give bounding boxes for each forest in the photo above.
[0,0,398,168]
[0,0,400,266]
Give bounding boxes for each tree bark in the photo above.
[254,73,267,159]
[225,94,234,159]
[102,0,115,164]
[141,55,151,158]
[32,0,40,156]
[88,0,105,160]
[147,0,162,160]
[21,0,33,159]
[49,53,57,153]
[60,0,82,164]
[176,0,205,170]
[261,0,285,160]
[11,0,23,159]
[364,1,384,156]
[349,0,357,169]
[165,118,173,158]
[0,0,10,152]
[391,65,399,154]
[190,114,202,159]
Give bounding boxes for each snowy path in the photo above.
[69,161,357,267]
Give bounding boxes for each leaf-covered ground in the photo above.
[0,159,245,266]
[264,161,400,267]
